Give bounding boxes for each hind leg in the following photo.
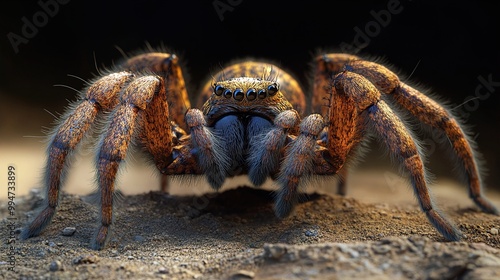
[21,72,134,240]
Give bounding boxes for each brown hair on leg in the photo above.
[393,83,498,215]
[367,100,462,241]
[21,72,133,240]
[93,76,163,250]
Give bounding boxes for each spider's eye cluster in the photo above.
[213,83,279,102]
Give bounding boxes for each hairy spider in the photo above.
[21,52,498,250]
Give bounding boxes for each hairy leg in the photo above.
[393,83,498,214]
[342,58,498,215]
[120,52,190,129]
[367,100,462,241]
[184,109,230,190]
[328,70,461,241]
[21,72,134,240]
[121,52,190,192]
[311,53,360,116]
[275,114,324,218]
[337,168,349,196]
[93,76,167,250]
[248,110,300,186]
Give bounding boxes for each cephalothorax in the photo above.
[22,52,498,249]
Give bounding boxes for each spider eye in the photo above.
[214,85,225,96]
[223,89,232,99]
[267,83,279,96]
[257,89,267,99]
[246,88,257,101]
[233,88,244,101]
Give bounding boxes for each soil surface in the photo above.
[2,180,500,279]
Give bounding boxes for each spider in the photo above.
[21,51,498,250]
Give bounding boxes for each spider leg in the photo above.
[367,99,462,241]
[121,52,190,192]
[21,72,134,240]
[248,109,300,186]
[183,109,231,190]
[345,59,498,215]
[312,53,360,116]
[322,71,462,241]
[93,75,173,250]
[120,53,190,129]
[337,168,349,196]
[310,53,361,194]
[274,114,324,218]
[393,83,498,214]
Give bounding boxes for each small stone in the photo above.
[48,241,57,247]
[305,229,318,237]
[158,267,168,274]
[490,228,498,235]
[49,260,63,271]
[72,254,99,265]
[230,270,255,279]
[133,235,145,242]
[61,227,76,236]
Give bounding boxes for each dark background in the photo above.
[1,0,499,189]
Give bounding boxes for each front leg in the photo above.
[93,75,169,250]
[120,52,191,193]
[248,110,300,186]
[184,109,230,190]
[274,114,324,218]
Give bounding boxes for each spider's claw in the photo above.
[425,209,463,241]
[472,196,499,215]
[20,206,56,240]
[91,225,110,250]
[274,187,297,219]
[206,172,226,191]
[248,169,268,187]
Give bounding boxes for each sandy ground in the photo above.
[1,141,500,279]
